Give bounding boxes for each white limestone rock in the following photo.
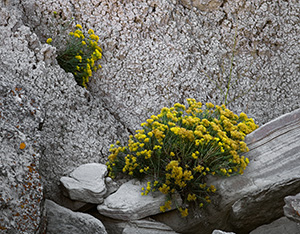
[97,179,182,220]
[284,193,300,223]
[45,199,107,234]
[60,163,108,204]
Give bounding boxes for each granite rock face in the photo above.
[0,82,44,233]
[0,1,130,209]
[60,163,108,204]
[284,193,300,223]
[152,108,300,234]
[97,179,182,221]
[20,0,300,132]
[46,199,107,234]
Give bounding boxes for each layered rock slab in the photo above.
[46,199,107,234]
[122,219,179,234]
[60,163,108,204]
[97,179,182,221]
[152,108,300,234]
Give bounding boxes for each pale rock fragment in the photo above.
[60,163,108,204]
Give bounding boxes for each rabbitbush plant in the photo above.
[107,99,258,217]
[47,24,102,88]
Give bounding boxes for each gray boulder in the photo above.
[249,217,300,234]
[284,193,300,223]
[46,199,107,234]
[97,179,182,221]
[60,163,108,204]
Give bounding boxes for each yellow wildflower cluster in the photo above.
[47,24,102,88]
[107,99,258,217]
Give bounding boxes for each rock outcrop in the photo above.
[20,0,300,131]
[55,108,300,233]
[46,199,107,234]
[0,0,130,209]
[1,0,300,233]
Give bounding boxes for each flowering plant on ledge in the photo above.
[47,23,102,88]
[107,98,258,217]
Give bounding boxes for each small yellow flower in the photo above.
[76,24,83,29]
[179,207,188,217]
[82,41,86,45]
[75,55,82,62]
[74,33,81,38]
[88,29,94,34]
[46,38,52,44]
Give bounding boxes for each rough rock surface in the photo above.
[122,219,179,234]
[20,0,300,132]
[0,82,44,232]
[284,193,300,223]
[212,230,236,234]
[97,179,182,220]
[152,108,300,234]
[90,212,179,234]
[249,217,300,234]
[46,199,107,234]
[2,0,300,232]
[60,163,108,204]
[0,1,130,209]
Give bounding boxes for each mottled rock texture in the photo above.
[20,0,300,132]
[0,0,129,213]
[46,199,107,234]
[1,0,300,232]
[0,82,44,232]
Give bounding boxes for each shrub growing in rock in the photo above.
[47,24,102,88]
[107,99,258,217]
